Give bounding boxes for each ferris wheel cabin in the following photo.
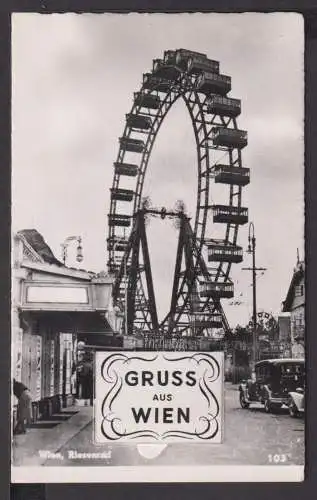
[152,59,180,81]
[134,92,161,109]
[126,114,152,130]
[212,205,248,225]
[108,214,131,227]
[107,237,128,252]
[119,137,145,153]
[163,50,179,66]
[200,281,234,299]
[110,188,134,202]
[211,127,248,149]
[214,164,250,186]
[187,55,220,75]
[191,312,223,328]
[165,49,207,69]
[206,96,241,117]
[142,73,171,92]
[206,241,243,263]
[114,162,138,177]
[196,72,231,96]
[108,257,124,274]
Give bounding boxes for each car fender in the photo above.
[288,393,298,410]
[289,391,303,410]
[238,381,249,393]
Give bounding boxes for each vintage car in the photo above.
[239,358,305,413]
[288,387,305,417]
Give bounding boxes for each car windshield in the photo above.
[280,364,303,376]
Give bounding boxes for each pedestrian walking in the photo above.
[13,378,32,434]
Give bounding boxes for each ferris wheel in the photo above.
[107,49,250,343]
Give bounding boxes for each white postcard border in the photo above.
[11,465,304,483]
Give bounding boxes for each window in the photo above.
[257,365,268,380]
[281,364,296,375]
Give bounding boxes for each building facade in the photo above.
[282,259,305,359]
[12,230,117,422]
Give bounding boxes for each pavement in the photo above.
[12,404,93,466]
[12,384,305,467]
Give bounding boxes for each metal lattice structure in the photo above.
[107,49,249,344]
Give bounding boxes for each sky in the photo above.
[12,12,304,328]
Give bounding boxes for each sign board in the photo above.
[14,328,23,381]
[23,333,32,395]
[71,335,77,395]
[34,335,42,402]
[59,335,64,394]
[95,351,224,444]
[59,333,73,394]
[49,339,55,397]
[26,285,89,304]
[65,334,73,394]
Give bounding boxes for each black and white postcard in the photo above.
[11,12,305,483]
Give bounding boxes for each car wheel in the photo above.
[264,398,271,413]
[289,400,298,418]
[239,392,250,409]
[270,403,282,414]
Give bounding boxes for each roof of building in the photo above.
[16,229,111,279]
[282,260,305,312]
[17,229,64,267]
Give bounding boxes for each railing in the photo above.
[208,96,241,108]
[207,244,243,261]
[214,165,249,176]
[198,72,230,85]
[119,137,145,147]
[176,49,207,62]
[108,214,131,227]
[200,281,234,295]
[142,335,201,351]
[212,205,248,217]
[114,162,139,176]
[212,127,247,140]
[143,74,174,89]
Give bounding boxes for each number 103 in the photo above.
[268,454,290,463]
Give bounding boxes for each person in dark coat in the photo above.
[13,379,32,434]
[80,354,94,406]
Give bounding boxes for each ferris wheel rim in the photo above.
[107,49,247,335]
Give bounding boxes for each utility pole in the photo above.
[242,222,267,370]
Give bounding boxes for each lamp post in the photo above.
[242,222,267,370]
[248,223,257,369]
[61,236,83,266]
